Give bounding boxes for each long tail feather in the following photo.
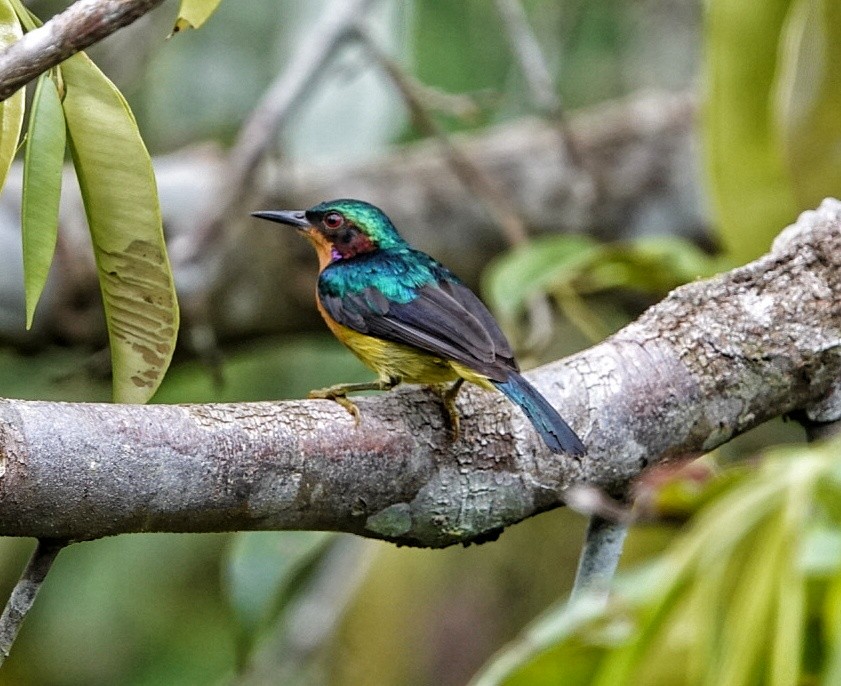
[493,372,586,456]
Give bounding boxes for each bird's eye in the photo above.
[323,212,343,229]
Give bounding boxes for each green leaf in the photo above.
[469,595,612,686]
[225,531,333,634]
[0,0,24,194]
[173,0,223,33]
[21,73,65,329]
[483,235,603,328]
[773,0,841,209]
[61,52,179,404]
[475,441,839,686]
[702,0,798,263]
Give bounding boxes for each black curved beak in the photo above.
[250,210,311,229]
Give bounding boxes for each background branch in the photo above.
[0,198,838,548]
[0,539,67,665]
[0,0,166,101]
[0,89,697,347]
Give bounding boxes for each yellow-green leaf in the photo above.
[0,0,24,194]
[702,0,798,263]
[22,73,65,329]
[773,0,841,209]
[173,0,223,33]
[61,52,179,404]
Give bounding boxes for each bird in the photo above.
[251,199,585,457]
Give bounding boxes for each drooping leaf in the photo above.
[773,0,841,209]
[61,51,179,403]
[21,73,65,329]
[173,0,223,33]
[703,0,798,263]
[0,0,24,194]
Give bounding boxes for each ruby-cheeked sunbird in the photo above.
[252,199,586,457]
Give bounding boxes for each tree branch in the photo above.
[0,0,167,102]
[570,516,628,601]
[0,199,838,548]
[0,539,67,665]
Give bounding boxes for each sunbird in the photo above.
[252,199,585,456]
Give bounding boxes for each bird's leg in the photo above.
[436,378,465,441]
[308,376,401,424]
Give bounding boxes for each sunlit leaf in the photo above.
[0,0,24,194]
[21,73,65,329]
[61,52,179,403]
[225,531,333,634]
[173,0,223,33]
[703,0,798,263]
[773,0,841,209]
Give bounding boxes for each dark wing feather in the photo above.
[320,278,517,380]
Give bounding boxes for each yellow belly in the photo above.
[323,314,493,389]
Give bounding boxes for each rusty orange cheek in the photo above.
[304,229,335,270]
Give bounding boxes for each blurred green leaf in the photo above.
[581,237,723,295]
[703,0,798,263]
[0,0,23,195]
[475,441,841,685]
[173,0,223,33]
[470,596,613,686]
[483,235,603,328]
[484,235,721,341]
[773,0,841,209]
[21,73,65,330]
[61,51,179,404]
[225,531,333,635]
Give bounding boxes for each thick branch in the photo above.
[0,200,838,548]
[0,0,166,102]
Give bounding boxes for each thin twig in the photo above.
[0,538,69,665]
[0,0,167,102]
[354,22,530,247]
[570,516,628,602]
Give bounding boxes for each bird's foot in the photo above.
[308,386,361,425]
[433,378,464,442]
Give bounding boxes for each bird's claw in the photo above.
[308,388,362,425]
[432,383,462,442]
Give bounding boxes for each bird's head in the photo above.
[252,199,404,268]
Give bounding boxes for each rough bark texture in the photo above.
[0,199,838,548]
[0,0,167,102]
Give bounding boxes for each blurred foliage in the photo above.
[225,531,333,660]
[704,0,841,263]
[484,234,725,343]
[475,438,841,685]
